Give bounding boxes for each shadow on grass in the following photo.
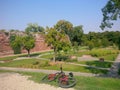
[86,61,112,68]
[82,61,113,74]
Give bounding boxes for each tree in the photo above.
[71,25,83,46]
[54,20,73,36]
[25,23,44,34]
[87,41,94,50]
[10,35,22,54]
[100,0,120,30]
[45,27,71,62]
[22,35,35,57]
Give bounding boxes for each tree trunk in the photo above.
[27,49,30,57]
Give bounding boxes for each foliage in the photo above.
[25,23,44,34]
[115,35,120,50]
[54,20,73,36]
[100,0,120,29]
[89,49,119,57]
[71,25,83,46]
[56,54,69,61]
[82,31,120,50]
[22,35,35,57]
[87,41,94,50]
[10,35,22,54]
[45,27,71,61]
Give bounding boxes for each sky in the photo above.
[0,0,120,33]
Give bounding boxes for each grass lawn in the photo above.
[0,59,108,74]
[75,61,113,68]
[0,48,119,74]
[41,50,118,62]
[0,51,52,61]
[0,70,120,90]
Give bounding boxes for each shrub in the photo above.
[89,49,119,57]
[56,55,69,61]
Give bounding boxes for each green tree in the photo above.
[45,27,71,62]
[101,38,109,47]
[54,20,73,36]
[10,35,22,54]
[114,32,120,50]
[71,25,83,46]
[22,35,35,57]
[87,41,94,50]
[25,23,44,34]
[100,0,120,30]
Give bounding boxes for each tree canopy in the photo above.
[45,27,71,61]
[71,25,83,46]
[10,35,22,54]
[25,23,44,34]
[54,20,73,36]
[100,0,120,30]
[22,35,35,57]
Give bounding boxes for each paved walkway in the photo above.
[107,54,120,78]
[0,67,99,77]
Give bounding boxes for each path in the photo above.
[107,54,120,78]
[0,67,99,77]
[0,73,74,90]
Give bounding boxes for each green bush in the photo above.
[56,55,69,61]
[89,49,119,57]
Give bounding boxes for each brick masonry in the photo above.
[0,31,50,56]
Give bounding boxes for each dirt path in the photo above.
[0,73,74,90]
[107,54,120,78]
[0,67,98,77]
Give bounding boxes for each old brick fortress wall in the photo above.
[0,31,50,56]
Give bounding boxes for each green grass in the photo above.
[0,59,50,68]
[43,63,108,74]
[74,76,120,90]
[75,61,113,68]
[41,49,119,62]
[101,54,118,61]
[0,50,52,61]
[0,48,118,74]
[40,54,53,59]
[0,70,120,90]
[0,59,108,74]
[0,56,18,61]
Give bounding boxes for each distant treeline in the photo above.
[0,20,120,52]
